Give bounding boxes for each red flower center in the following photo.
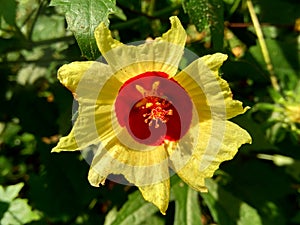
[114,72,193,146]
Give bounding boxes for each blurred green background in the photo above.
[0,0,300,224]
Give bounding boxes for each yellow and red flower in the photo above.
[52,16,251,214]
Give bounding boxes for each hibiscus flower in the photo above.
[52,16,251,214]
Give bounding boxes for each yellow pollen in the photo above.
[146,102,153,108]
[135,81,173,128]
[143,103,173,128]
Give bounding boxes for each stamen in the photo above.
[135,81,173,128]
[140,98,173,128]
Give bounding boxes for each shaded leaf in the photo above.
[28,144,99,220]
[104,190,159,225]
[0,0,17,25]
[255,0,300,24]
[50,0,117,60]
[291,211,300,223]
[172,181,202,225]
[249,39,300,83]
[0,202,9,219]
[201,179,263,225]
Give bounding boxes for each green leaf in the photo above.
[141,215,165,225]
[0,0,17,25]
[231,114,276,152]
[249,39,299,84]
[255,0,300,25]
[172,181,202,225]
[201,179,263,225]
[183,0,224,50]
[0,122,21,147]
[31,15,66,41]
[104,190,159,225]
[0,183,24,202]
[0,202,9,219]
[0,183,41,225]
[1,199,41,225]
[291,211,300,223]
[28,148,100,220]
[50,0,117,60]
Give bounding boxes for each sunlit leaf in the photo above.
[32,15,66,41]
[183,0,224,49]
[0,183,24,202]
[1,199,41,225]
[50,0,117,60]
[0,183,41,225]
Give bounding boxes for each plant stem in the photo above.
[246,0,280,91]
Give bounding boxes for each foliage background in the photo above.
[0,0,300,224]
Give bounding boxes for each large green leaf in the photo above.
[28,145,100,220]
[0,0,17,26]
[31,15,66,41]
[0,183,24,202]
[183,0,224,50]
[50,0,117,60]
[1,199,41,225]
[201,179,263,225]
[172,181,202,225]
[104,190,159,225]
[0,183,41,225]
[249,39,300,83]
[254,0,300,24]
[223,159,292,225]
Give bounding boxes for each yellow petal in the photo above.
[52,60,122,153]
[173,67,211,121]
[201,53,249,118]
[88,158,170,214]
[51,127,79,152]
[52,75,120,153]
[175,120,251,192]
[138,179,170,215]
[157,16,187,46]
[94,22,123,55]
[57,61,94,93]
[175,53,248,120]
[57,61,114,94]
[199,53,228,75]
[52,103,115,152]
[88,135,170,186]
[88,166,106,187]
[94,16,186,80]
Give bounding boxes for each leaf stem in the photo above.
[229,0,242,15]
[27,0,47,40]
[110,4,181,30]
[148,0,156,16]
[246,0,280,91]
